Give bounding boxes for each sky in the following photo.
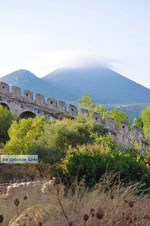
[0,0,150,87]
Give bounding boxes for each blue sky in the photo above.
[0,0,150,87]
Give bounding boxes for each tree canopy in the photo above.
[0,105,13,143]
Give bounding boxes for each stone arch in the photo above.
[0,102,10,110]
[19,111,36,119]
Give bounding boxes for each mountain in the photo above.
[42,67,150,104]
[0,69,69,99]
[1,67,150,105]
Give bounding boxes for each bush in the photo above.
[0,105,13,143]
[35,115,108,153]
[52,144,150,188]
[29,145,63,164]
[4,117,46,154]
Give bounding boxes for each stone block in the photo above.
[24,90,33,101]
[47,97,57,110]
[105,117,115,130]
[119,121,129,134]
[0,82,9,94]
[93,112,102,124]
[35,93,45,105]
[81,108,89,116]
[58,100,66,113]
[12,86,21,98]
[69,104,78,116]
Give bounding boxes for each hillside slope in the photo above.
[0,69,68,99]
[43,67,150,104]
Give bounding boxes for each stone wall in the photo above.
[0,82,78,119]
[0,82,149,149]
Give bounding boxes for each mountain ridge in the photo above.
[0,69,69,99]
[0,67,150,105]
[42,67,150,104]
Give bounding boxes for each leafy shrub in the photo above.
[109,108,130,128]
[29,145,63,164]
[4,116,46,154]
[52,144,150,188]
[133,105,150,139]
[0,105,13,143]
[35,115,108,153]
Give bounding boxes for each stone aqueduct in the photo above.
[0,81,149,149]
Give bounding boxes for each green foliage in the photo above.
[78,94,130,127]
[53,144,150,188]
[133,105,150,139]
[29,145,63,164]
[4,116,46,154]
[133,116,143,129]
[95,104,109,123]
[109,108,130,128]
[78,93,96,116]
[2,96,150,189]
[78,93,108,121]
[35,115,108,153]
[0,105,13,143]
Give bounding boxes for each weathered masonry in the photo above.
[0,82,78,120]
[0,82,149,149]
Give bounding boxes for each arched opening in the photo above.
[0,102,10,110]
[19,111,36,119]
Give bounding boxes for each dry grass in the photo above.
[8,173,150,226]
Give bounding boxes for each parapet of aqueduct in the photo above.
[0,81,149,149]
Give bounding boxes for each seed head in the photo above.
[110,194,114,199]
[96,208,104,220]
[39,222,42,226]
[90,208,95,217]
[14,198,19,206]
[0,215,3,223]
[24,196,27,200]
[83,214,89,222]
[54,178,61,185]
[128,200,134,208]
[90,208,95,213]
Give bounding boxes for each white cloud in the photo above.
[24,50,113,77]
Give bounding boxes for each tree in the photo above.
[4,116,46,154]
[95,104,109,123]
[0,105,13,143]
[133,105,150,139]
[109,108,129,128]
[78,93,108,121]
[78,93,96,116]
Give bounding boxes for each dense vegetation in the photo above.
[0,105,13,143]
[1,94,150,189]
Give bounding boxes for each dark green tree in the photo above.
[0,105,13,143]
